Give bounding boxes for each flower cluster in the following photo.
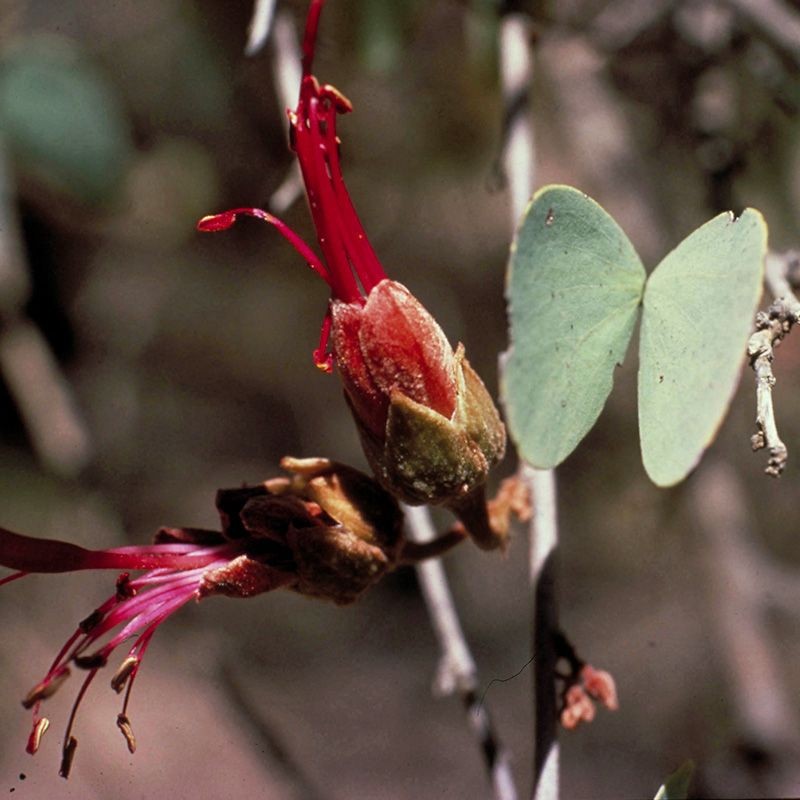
[559,664,619,730]
[552,629,619,731]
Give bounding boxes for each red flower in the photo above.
[199,0,505,544]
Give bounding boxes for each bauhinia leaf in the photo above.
[638,210,767,486]
[503,185,645,468]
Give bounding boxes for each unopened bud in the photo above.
[580,664,619,711]
[560,685,595,730]
[332,281,505,540]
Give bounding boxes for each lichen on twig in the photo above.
[748,251,800,476]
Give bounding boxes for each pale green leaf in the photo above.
[654,760,695,800]
[503,185,646,468]
[639,210,767,486]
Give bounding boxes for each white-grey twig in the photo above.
[747,251,800,475]
[403,504,517,800]
[246,0,278,56]
[497,11,559,800]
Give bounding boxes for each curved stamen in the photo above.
[59,668,99,778]
[197,208,332,287]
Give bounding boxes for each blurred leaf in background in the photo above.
[0,36,133,205]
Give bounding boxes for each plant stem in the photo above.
[403,504,517,800]
[524,467,560,800]
[497,10,561,800]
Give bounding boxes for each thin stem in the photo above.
[496,10,560,800]
[524,466,559,800]
[403,504,517,800]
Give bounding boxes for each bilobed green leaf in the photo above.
[639,210,767,486]
[0,38,133,204]
[654,760,695,800]
[503,185,646,468]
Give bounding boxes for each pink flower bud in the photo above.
[580,664,619,711]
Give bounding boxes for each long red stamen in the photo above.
[318,87,385,292]
[197,208,331,286]
[59,669,99,778]
[301,0,326,77]
[304,90,384,294]
[292,87,363,302]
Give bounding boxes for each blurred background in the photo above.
[0,0,799,797]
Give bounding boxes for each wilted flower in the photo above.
[198,0,507,548]
[0,457,462,777]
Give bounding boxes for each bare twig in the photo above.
[747,251,800,476]
[496,10,560,800]
[498,12,536,228]
[246,0,278,56]
[403,504,517,800]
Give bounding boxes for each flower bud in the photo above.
[332,280,506,520]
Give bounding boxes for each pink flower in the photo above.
[0,457,461,777]
[0,528,255,778]
[198,0,505,540]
